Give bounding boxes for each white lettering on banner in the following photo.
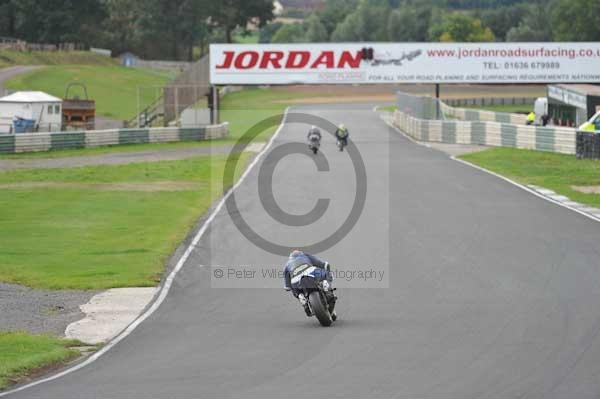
[210,43,600,85]
[548,86,588,109]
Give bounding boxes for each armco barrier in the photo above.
[440,101,527,125]
[0,123,229,154]
[393,110,576,155]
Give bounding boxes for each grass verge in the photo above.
[461,103,532,114]
[6,65,170,120]
[0,139,231,160]
[459,147,600,208]
[0,51,117,68]
[0,153,250,289]
[220,87,323,143]
[0,332,81,390]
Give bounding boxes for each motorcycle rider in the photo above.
[307,125,322,141]
[335,123,349,148]
[284,250,337,320]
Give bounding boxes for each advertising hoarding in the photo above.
[210,43,600,85]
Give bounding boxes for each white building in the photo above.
[0,91,62,134]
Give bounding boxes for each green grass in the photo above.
[378,105,397,112]
[0,153,250,289]
[220,87,322,143]
[0,51,117,68]
[233,31,259,44]
[0,332,80,389]
[461,103,532,114]
[460,147,600,208]
[0,139,231,160]
[0,87,332,290]
[6,65,170,120]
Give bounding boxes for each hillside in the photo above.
[0,51,117,69]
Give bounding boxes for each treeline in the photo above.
[263,0,600,43]
[0,0,274,60]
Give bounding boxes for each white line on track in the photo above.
[451,156,600,224]
[380,109,600,225]
[0,108,290,397]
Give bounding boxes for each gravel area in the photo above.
[0,66,42,96]
[0,283,98,336]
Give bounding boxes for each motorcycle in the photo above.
[291,264,337,326]
[336,138,347,152]
[308,134,321,155]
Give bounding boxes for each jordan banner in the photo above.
[210,42,600,85]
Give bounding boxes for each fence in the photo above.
[0,37,84,52]
[393,110,576,154]
[440,102,527,124]
[393,91,575,154]
[0,123,229,154]
[443,97,536,108]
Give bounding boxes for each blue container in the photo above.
[13,117,36,133]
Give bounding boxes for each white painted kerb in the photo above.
[65,288,157,345]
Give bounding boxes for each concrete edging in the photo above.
[0,123,229,154]
[392,110,576,154]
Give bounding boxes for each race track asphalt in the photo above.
[7,104,600,399]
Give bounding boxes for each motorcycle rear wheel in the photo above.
[309,291,333,326]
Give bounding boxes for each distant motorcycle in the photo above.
[308,134,321,155]
[336,138,347,152]
[291,264,337,326]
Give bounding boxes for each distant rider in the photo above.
[307,126,322,142]
[335,123,349,147]
[284,250,337,320]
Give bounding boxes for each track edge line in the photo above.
[0,107,291,397]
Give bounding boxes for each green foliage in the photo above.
[429,13,495,42]
[477,5,527,41]
[0,0,274,61]
[271,23,306,43]
[259,22,284,43]
[305,14,329,42]
[504,4,553,42]
[0,0,106,45]
[318,0,359,36]
[331,0,390,42]
[387,5,432,42]
[210,0,274,43]
[552,0,600,41]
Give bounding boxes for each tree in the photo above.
[210,0,274,43]
[305,14,329,42]
[11,0,107,45]
[429,13,495,42]
[271,23,306,43]
[331,0,390,42]
[258,22,283,43]
[478,5,527,41]
[137,0,211,60]
[0,0,17,37]
[506,4,552,42]
[387,9,412,41]
[318,0,359,36]
[101,0,142,55]
[551,0,600,41]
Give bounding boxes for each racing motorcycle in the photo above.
[336,138,347,152]
[291,264,337,326]
[308,134,321,155]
